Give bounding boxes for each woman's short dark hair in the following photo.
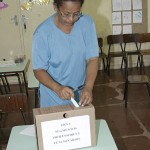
[53,0,84,8]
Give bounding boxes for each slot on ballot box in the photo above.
[33,104,96,150]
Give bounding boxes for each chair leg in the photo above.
[0,127,5,140]
[107,57,111,75]
[16,73,23,93]
[123,83,126,100]
[0,85,3,94]
[1,112,8,128]
[0,110,2,122]
[146,84,150,96]
[140,55,145,73]
[121,57,124,69]
[137,55,141,69]
[123,85,126,100]
[1,77,8,94]
[4,76,11,92]
[125,83,128,108]
[35,88,40,108]
[20,108,26,125]
[102,58,106,71]
[0,111,5,128]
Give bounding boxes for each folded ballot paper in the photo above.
[70,97,79,107]
[33,102,96,150]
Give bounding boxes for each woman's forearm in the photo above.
[84,57,99,90]
[33,69,61,93]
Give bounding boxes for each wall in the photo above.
[0,0,150,72]
[148,0,150,32]
[83,0,112,69]
[83,0,112,38]
[83,0,150,69]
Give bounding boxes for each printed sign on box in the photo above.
[42,115,91,150]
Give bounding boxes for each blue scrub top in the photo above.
[32,13,99,107]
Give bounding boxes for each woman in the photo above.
[32,0,99,108]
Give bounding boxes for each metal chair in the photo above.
[123,33,141,68]
[107,34,125,75]
[97,37,107,71]
[138,33,150,71]
[123,53,150,108]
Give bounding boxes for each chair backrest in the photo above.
[123,33,139,43]
[107,34,124,54]
[139,33,150,43]
[123,33,140,51]
[97,38,103,53]
[107,34,124,45]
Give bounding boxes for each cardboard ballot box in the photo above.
[33,104,96,150]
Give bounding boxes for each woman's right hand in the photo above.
[55,85,74,100]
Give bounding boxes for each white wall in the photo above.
[0,0,150,72]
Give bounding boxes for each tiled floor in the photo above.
[0,67,150,150]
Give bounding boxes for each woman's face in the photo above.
[57,1,82,27]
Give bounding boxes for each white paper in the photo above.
[20,125,35,137]
[113,25,122,35]
[41,115,91,150]
[112,0,122,11]
[123,25,132,34]
[133,0,142,10]
[122,11,131,24]
[133,11,142,23]
[71,97,79,107]
[112,12,121,24]
[122,0,131,10]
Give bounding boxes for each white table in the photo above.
[0,60,30,96]
[6,119,118,150]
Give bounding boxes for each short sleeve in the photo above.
[32,31,50,70]
[84,17,99,60]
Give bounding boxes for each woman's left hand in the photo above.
[79,87,93,106]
